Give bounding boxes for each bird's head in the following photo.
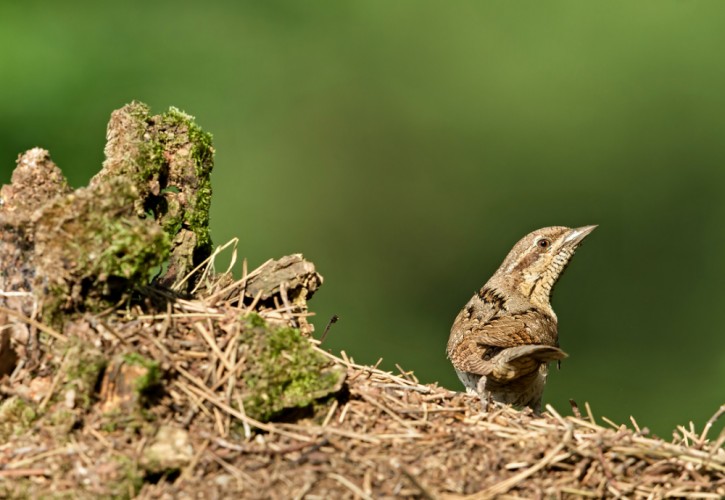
[491,225,596,315]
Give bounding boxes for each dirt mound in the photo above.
[2,274,723,498]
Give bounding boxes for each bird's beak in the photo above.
[563,225,597,247]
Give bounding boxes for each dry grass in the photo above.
[0,245,723,499]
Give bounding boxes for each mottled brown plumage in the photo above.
[447,225,596,411]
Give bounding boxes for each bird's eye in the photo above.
[536,238,551,249]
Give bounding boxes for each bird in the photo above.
[446,225,596,412]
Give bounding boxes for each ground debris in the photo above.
[1,259,722,498]
[0,250,349,498]
[141,425,194,474]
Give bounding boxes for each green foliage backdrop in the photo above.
[2,1,724,437]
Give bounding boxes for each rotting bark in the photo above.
[0,149,71,314]
[241,254,323,336]
[245,255,323,303]
[0,103,215,326]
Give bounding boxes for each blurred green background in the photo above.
[2,1,723,437]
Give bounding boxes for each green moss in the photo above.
[122,353,161,395]
[43,283,75,329]
[97,218,170,281]
[159,197,183,235]
[188,181,212,251]
[100,414,120,433]
[99,409,149,434]
[0,396,37,440]
[64,338,107,409]
[240,318,345,422]
[185,110,214,251]
[0,482,31,499]
[119,104,215,283]
[37,178,171,323]
[104,102,214,255]
[25,101,217,322]
[244,312,267,328]
[110,455,144,499]
[45,408,78,436]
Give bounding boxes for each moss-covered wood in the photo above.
[93,102,215,290]
[240,314,345,421]
[0,102,354,497]
[0,103,215,330]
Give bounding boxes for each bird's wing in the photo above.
[472,309,558,348]
[452,308,557,349]
[448,309,558,376]
[446,335,496,375]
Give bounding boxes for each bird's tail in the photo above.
[488,345,568,382]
